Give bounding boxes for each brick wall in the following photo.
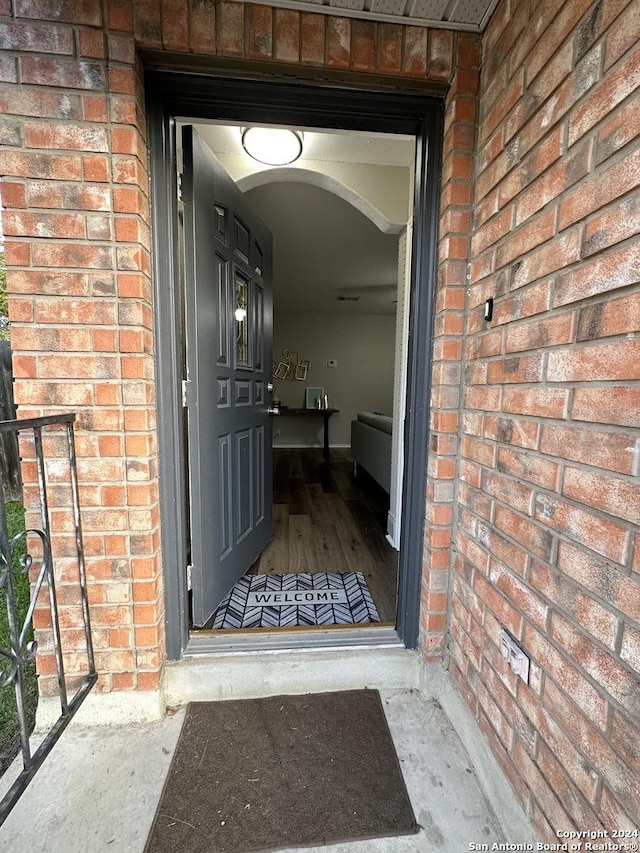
[450,0,640,836]
[0,2,477,690]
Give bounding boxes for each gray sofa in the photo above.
[350,411,393,493]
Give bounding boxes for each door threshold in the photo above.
[164,641,419,705]
[186,624,402,654]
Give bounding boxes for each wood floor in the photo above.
[248,448,398,623]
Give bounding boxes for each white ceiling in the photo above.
[248,0,498,30]
[196,123,416,168]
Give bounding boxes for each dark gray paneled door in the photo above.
[182,125,274,627]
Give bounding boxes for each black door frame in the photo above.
[147,69,444,661]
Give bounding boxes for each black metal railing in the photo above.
[0,414,96,825]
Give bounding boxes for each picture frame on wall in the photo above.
[305,387,324,409]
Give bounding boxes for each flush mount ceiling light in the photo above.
[241,127,304,166]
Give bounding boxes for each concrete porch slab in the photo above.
[0,685,536,853]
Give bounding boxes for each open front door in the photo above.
[182,126,274,627]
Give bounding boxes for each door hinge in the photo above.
[177,172,184,203]
[186,564,193,591]
[182,379,195,408]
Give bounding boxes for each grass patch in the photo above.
[0,501,38,776]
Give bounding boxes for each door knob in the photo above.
[267,406,280,415]
[266,381,274,392]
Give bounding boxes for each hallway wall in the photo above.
[450,0,640,837]
[273,311,396,447]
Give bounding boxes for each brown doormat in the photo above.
[145,690,418,853]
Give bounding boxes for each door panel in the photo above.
[182,125,274,627]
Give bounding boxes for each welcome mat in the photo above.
[212,571,380,629]
[144,690,418,853]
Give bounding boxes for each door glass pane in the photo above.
[235,274,249,367]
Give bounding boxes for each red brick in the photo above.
[188,0,216,53]
[514,738,575,830]
[133,0,162,47]
[26,182,110,214]
[248,4,272,61]
[546,339,640,383]
[531,561,619,648]
[485,416,539,449]
[536,739,603,827]
[273,9,299,64]
[494,504,553,560]
[513,136,591,225]
[563,466,640,527]
[482,469,534,515]
[0,87,82,119]
[497,446,558,490]
[217,1,244,56]
[351,20,375,73]
[502,387,569,419]
[0,55,17,83]
[610,709,640,775]
[490,560,548,627]
[15,0,103,26]
[487,353,544,384]
[535,494,630,564]
[82,94,108,122]
[551,613,639,719]
[161,0,189,51]
[599,785,639,832]
[20,56,106,90]
[582,192,640,258]
[83,154,109,182]
[402,27,427,78]
[456,35,479,68]
[605,0,640,69]
[4,241,31,266]
[25,121,109,152]
[506,45,600,153]
[568,47,640,146]
[31,242,113,270]
[0,149,83,180]
[0,180,26,208]
[429,29,453,81]
[474,571,523,637]
[0,21,74,54]
[376,23,402,75]
[108,65,136,94]
[517,686,600,799]
[525,624,609,730]
[79,26,106,59]
[108,1,134,33]
[596,96,640,165]
[326,16,350,70]
[512,228,582,291]
[620,623,640,671]
[571,386,639,428]
[3,210,86,239]
[300,12,324,65]
[558,147,640,231]
[540,424,638,476]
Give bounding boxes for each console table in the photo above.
[276,408,339,462]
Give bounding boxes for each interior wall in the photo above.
[450,0,640,838]
[273,311,395,446]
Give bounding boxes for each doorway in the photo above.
[147,71,444,659]
[180,121,413,632]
